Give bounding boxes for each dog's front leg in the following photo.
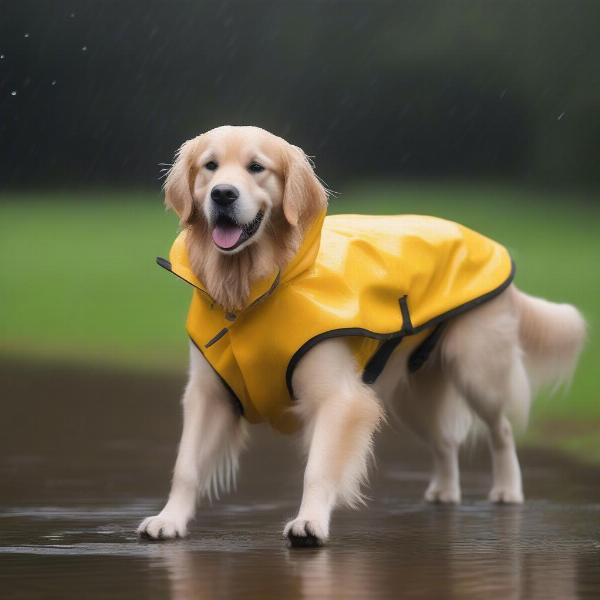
[284,340,384,547]
[138,343,246,540]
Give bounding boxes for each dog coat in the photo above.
[158,212,514,433]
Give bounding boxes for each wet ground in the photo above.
[1,360,600,599]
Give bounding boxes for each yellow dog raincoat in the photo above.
[158,213,514,433]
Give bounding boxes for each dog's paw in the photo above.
[137,514,188,541]
[489,486,524,504]
[424,482,461,504]
[283,518,328,548]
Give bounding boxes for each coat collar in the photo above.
[158,210,326,311]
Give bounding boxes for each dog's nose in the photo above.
[211,184,239,206]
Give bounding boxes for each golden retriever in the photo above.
[138,125,586,546]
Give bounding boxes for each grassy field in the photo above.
[1,184,598,453]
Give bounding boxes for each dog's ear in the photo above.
[163,137,201,225]
[282,144,328,228]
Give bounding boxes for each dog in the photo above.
[137,125,586,547]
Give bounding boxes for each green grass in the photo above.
[0,190,191,373]
[1,184,599,436]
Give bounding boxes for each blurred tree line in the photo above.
[1,0,599,190]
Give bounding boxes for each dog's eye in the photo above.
[205,161,218,171]
[248,162,265,174]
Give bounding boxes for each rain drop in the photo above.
[557,112,566,121]
[51,80,57,86]
[11,90,17,96]
[24,33,29,38]
[82,46,87,52]
[0,55,4,60]
[69,12,75,18]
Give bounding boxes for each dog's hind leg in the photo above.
[442,292,530,504]
[137,342,247,540]
[394,363,471,504]
[284,339,384,547]
[421,383,470,505]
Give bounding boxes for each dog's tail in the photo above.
[513,287,587,394]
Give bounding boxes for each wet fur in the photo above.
[138,126,587,545]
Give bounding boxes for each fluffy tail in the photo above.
[514,288,587,394]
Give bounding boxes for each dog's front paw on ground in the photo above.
[489,486,524,504]
[283,518,328,548]
[424,483,461,504]
[137,514,187,541]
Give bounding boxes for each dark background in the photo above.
[2,0,600,190]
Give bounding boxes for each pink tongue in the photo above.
[212,223,243,249]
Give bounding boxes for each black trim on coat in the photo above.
[156,256,172,271]
[362,293,415,384]
[362,335,405,384]
[407,323,445,373]
[156,257,214,303]
[205,328,229,348]
[399,295,413,333]
[285,259,516,399]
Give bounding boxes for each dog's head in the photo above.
[163,125,327,255]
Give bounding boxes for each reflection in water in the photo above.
[151,503,584,600]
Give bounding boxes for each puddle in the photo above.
[1,360,600,599]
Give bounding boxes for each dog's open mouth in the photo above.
[211,210,265,251]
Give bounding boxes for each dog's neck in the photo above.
[185,218,302,312]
